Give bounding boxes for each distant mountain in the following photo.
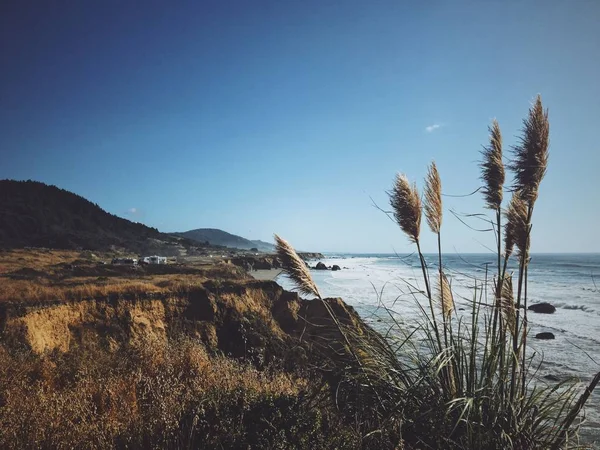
[174,228,275,252]
[0,180,210,255]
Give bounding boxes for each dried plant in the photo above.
[480,119,505,210]
[504,193,529,257]
[390,174,422,243]
[503,213,516,260]
[499,275,516,334]
[509,95,549,204]
[391,173,441,360]
[437,272,454,319]
[424,161,443,234]
[274,234,321,299]
[0,339,312,449]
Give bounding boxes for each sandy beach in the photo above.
[250,269,282,281]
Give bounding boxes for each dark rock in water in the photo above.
[535,332,555,340]
[314,262,328,270]
[528,302,556,314]
[544,374,560,382]
[331,265,341,271]
[298,252,325,260]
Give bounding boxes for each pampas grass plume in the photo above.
[437,272,454,319]
[274,234,321,299]
[510,95,549,204]
[424,161,443,234]
[390,174,422,243]
[480,119,505,210]
[500,275,516,334]
[504,193,529,257]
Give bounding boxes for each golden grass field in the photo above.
[0,248,249,304]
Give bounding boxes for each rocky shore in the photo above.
[227,252,324,271]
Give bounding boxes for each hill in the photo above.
[0,180,206,255]
[174,228,275,252]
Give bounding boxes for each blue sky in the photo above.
[1,1,599,253]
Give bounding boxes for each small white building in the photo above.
[141,255,167,265]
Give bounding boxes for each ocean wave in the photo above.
[561,304,597,313]
[552,262,600,270]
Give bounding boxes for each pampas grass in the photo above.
[390,174,422,243]
[481,120,506,359]
[437,273,454,320]
[390,172,442,352]
[268,96,595,449]
[504,193,529,258]
[274,234,321,299]
[509,95,549,204]
[424,162,443,234]
[499,275,516,334]
[480,119,505,211]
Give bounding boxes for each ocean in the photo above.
[276,253,600,444]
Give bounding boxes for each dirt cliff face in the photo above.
[2,299,169,353]
[0,280,368,367]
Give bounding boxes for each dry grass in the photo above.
[0,249,248,304]
[0,249,362,447]
[274,234,320,299]
[389,174,422,244]
[499,274,516,334]
[0,338,309,449]
[437,272,454,319]
[504,192,530,258]
[509,94,549,204]
[0,248,82,274]
[0,279,165,303]
[480,119,505,210]
[424,161,443,234]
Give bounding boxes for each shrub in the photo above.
[0,338,358,449]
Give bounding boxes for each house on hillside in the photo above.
[140,255,167,265]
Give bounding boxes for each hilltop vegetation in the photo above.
[0,181,235,256]
[0,180,186,253]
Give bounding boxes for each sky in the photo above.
[1,1,599,253]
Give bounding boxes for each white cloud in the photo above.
[425,124,441,133]
[125,207,142,217]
